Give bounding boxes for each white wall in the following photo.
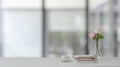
[46,0,85,9]
[1,0,111,9]
[1,0,42,9]
[1,0,86,9]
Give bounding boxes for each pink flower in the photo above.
[89,32,95,39]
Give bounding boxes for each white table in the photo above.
[0,58,120,67]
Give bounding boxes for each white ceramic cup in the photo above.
[61,55,71,62]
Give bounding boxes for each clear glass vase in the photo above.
[94,42,102,62]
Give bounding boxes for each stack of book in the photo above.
[74,55,95,61]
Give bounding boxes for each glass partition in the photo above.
[2,11,42,57]
[0,0,43,57]
[89,0,120,57]
[47,10,86,57]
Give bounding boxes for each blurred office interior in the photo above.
[0,0,120,58]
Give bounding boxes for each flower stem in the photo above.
[96,34,99,51]
[95,34,99,57]
[96,39,99,51]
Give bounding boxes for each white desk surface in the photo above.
[0,58,120,67]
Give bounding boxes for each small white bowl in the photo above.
[61,55,71,62]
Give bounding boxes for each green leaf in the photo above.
[98,35,104,39]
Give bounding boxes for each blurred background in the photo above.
[0,0,120,58]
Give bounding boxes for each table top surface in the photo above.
[0,58,120,67]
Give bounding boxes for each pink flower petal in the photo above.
[89,32,95,39]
